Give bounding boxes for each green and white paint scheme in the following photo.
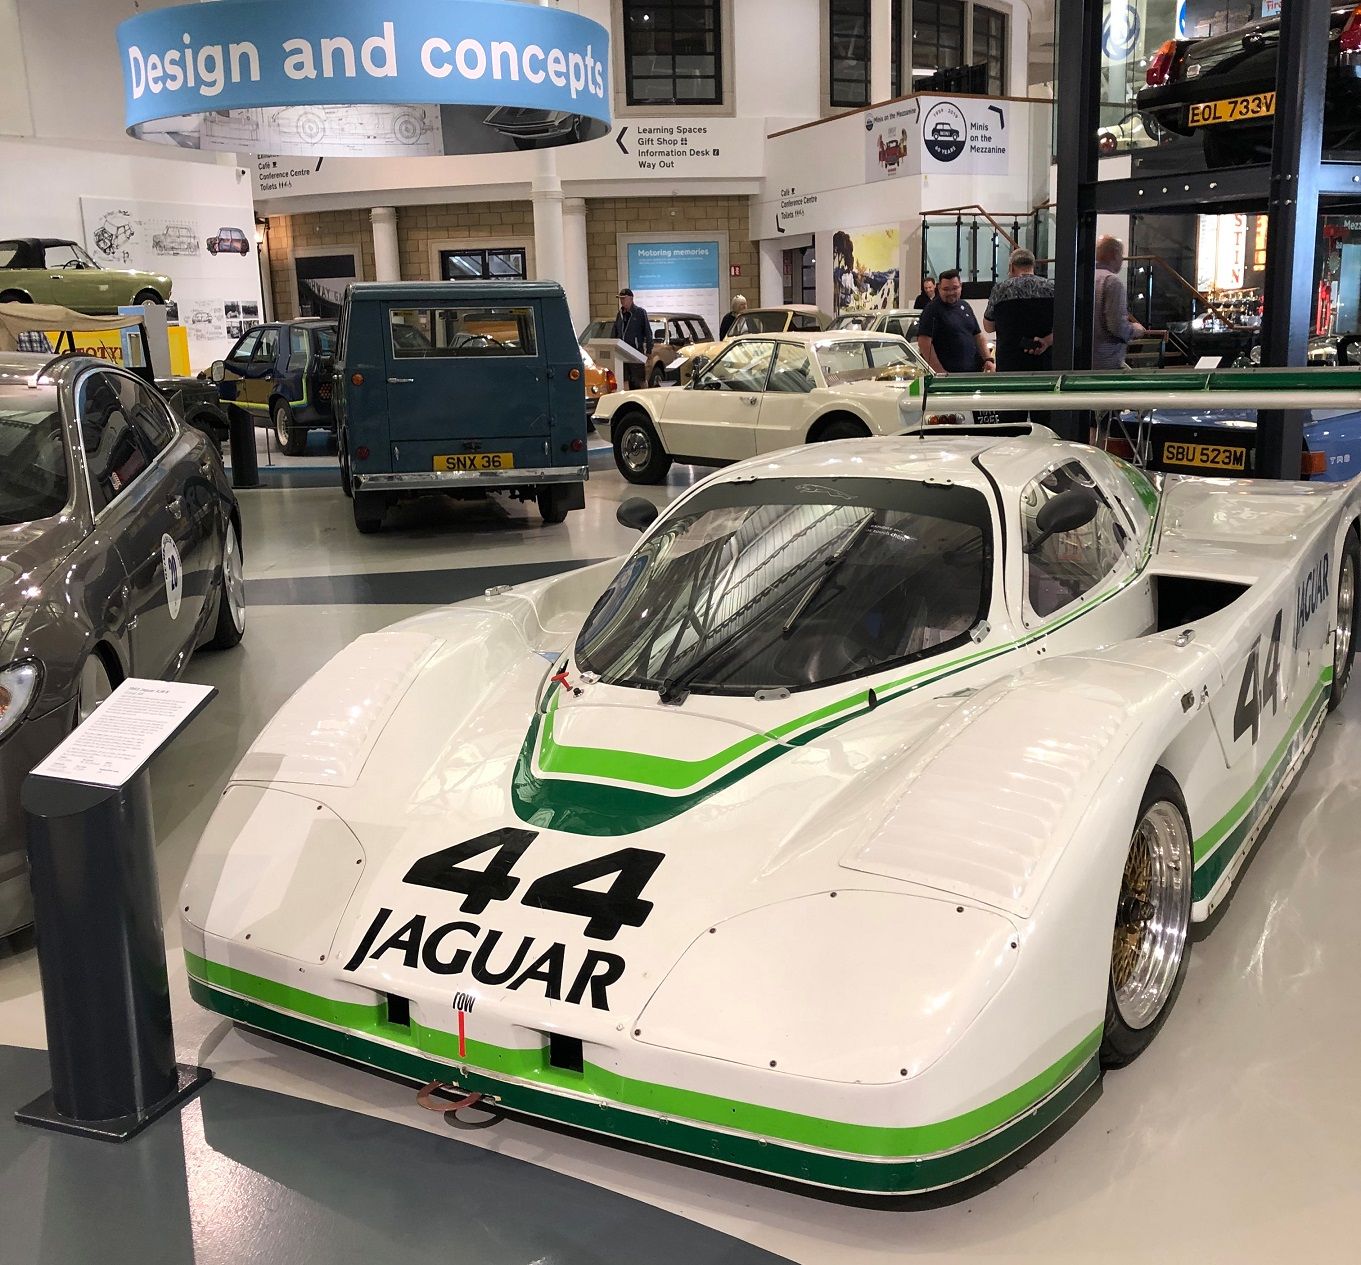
[182,423,1360,1194]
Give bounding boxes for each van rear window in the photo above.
[389,307,538,359]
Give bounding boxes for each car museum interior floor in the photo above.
[3,448,1361,1265]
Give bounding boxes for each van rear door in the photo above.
[381,300,551,459]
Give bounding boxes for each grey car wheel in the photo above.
[274,400,307,456]
[76,653,114,726]
[612,414,672,485]
[207,519,246,649]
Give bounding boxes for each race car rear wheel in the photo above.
[1101,770,1193,1068]
[1329,528,1359,710]
[613,413,672,484]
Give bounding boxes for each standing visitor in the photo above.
[612,288,654,389]
[913,275,937,310]
[720,295,748,339]
[984,248,1056,372]
[1093,236,1145,369]
[916,270,995,375]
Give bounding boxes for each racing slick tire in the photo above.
[613,412,672,485]
[1101,769,1193,1069]
[206,518,246,650]
[352,490,387,534]
[1329,527,1360,711]
[273,400,308,456]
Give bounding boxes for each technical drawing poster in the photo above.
[80,195,264,370]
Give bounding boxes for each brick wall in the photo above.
[585,195,757,321]
[265,194,756,321]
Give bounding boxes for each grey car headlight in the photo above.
[0,660,42,743]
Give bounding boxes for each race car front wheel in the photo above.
[1101,770,1193,1069]
[1329,527,1359,711]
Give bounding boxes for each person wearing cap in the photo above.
[983,247,1055,372]
[611,288,654,389]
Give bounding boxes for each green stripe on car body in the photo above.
[185,950,1101,1190]
[1191,670,1332,901]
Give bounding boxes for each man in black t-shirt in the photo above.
[916,271,994,375]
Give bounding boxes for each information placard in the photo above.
[33,680,216,789]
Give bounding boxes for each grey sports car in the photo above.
[0,352,245,935]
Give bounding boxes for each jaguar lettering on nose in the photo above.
[342,907,627,1011]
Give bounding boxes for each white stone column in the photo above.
[759,238,785,307]
[532,148,567,292]
[562,197,590,331]
[370,206,400,282]
[870,0,894,104]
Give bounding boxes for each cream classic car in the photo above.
[596,330,931,483]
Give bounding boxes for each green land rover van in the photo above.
[334,281,588,532]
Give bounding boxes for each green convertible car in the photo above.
[0,238,172,313]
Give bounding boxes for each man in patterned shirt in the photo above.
[983,248,1055,372]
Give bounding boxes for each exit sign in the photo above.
[730,264,742,277]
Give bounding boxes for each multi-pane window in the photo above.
[829,0,903,109]
[389,308,539,359]
[912,0,966,86]
[972,4,1008,96]
[832,1,1006,107]
[439,248,527,282]
[624,0,722,107]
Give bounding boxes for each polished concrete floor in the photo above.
[3,448,1361,1264]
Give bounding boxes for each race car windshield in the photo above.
[0,396,68,525]
[575,478,993,698]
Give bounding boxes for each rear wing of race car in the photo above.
[922,367,1361,413]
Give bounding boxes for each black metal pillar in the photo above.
[228,407,260,489]
[1256,0,1330,479]
[1051,0,1104,441]
[16,772,210,1140]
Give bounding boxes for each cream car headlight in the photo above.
[0,660,42,743]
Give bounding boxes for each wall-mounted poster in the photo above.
[622,239,723,337]
[295,252,359,320]
[79,196,263,371]
[833,226,900,315]
[865,96,1009,182]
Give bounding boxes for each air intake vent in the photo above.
[386,994,411,1028]
[547,1033,583,1073]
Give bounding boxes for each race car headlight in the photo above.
[0,660,43,743]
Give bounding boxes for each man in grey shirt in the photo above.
[1093,235,1145,369]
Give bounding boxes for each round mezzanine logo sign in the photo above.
[922,102,967,164]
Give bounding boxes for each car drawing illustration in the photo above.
[153,222,200,256]
[0,351,245,935]
[0,238,172,312]
[877,133,907,170]
[931,121,962,140]
[179,404,1360,1194]
[92,211,135,262]
[484,107,588,150]
[206,227,251,257]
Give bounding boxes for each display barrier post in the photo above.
[228,409,260,489]
[15,681,216,1142]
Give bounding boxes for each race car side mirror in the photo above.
[617,498,660,532]
[1025,489,1100,554]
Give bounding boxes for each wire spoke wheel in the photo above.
[1111,801,1191,1032]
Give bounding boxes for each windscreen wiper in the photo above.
[780,512,875,638]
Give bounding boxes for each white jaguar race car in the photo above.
[181,420,1359,1195]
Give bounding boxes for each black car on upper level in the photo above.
[207,319,337,455]
[1137,5,1361,168]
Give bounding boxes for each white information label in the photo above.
[33,680,215,789]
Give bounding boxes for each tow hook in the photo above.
[416,1080,504,1130]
